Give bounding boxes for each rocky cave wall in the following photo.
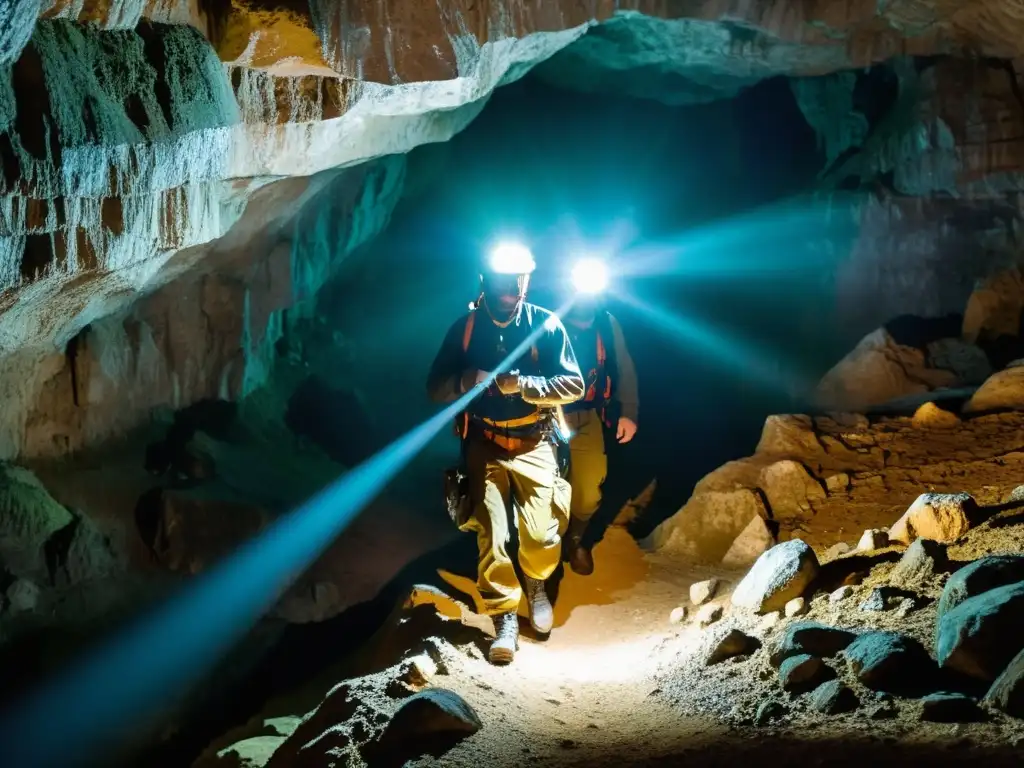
[2,2,1024,462]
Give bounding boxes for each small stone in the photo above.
[689,579,719,606]
[890,538,948,586]
[920,693,984,723]
[830,586,854,603]
[669,606,688,624]
[809,679,859,714]
[889,493,975,546]
[859,589,888,612]
[912,401,961,429]
[856,529,889,552]
[707,629,762,665]
[784,597,807,617]
[731,540,820,615]
[754,700,787,726]
[779,654,834,693]
[824,542,851,560]
[400,654,437,687]
[761,611,782,629]
[696,603,723,627]
[769,622,858,668]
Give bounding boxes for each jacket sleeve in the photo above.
[608,313,638,423]
[426,317,471,403]
[519,315,585,406]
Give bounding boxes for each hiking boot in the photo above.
[488,612,519,665]
[565,517,594,576]
[524,576,553,635]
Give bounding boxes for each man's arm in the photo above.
[518,316,585,406]
[426,316,478,403]
[608,314,638,423]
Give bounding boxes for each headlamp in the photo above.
[488,242,536,275]
[570,257,609,295]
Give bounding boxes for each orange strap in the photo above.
[596,332,606,366]
[462,312,476,353]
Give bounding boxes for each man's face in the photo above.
[485,273,527,314]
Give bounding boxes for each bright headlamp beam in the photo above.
[0,300,572,768]
[571,257,609,295]
[488,241,535,275]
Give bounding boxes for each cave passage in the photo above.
[323,72,845,529]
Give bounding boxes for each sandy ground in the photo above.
[207,512,1024,768]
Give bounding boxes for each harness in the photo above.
[454,309,542,453]
[569,310,617,427]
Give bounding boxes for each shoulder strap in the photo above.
[461,311,476,353]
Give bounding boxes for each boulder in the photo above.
[720,514,775,568]
[731,540,820,615]
[707,629,761,665]
[647,488,773,567]
[911,402,961,429]
[669,606,687,624]
[983,647,1024,718]
[49,515,123,588]
[809,680,859,714]
[758,461,825,521]
[936,582,1024,681]
[937,555,1024,621]
[779,654,834,694]
[962,268,1024,344]
[689,579,719,606]
[919,692,984,723]
[889,538,948,587]
[888,493,974,546]
[963,366,1024,413]
[374,689,481,759]
[0,465,75,580]
[814,328,957,411]
[769,622,858,668]
[845,632,935,693]
[755,415,824,458]
[212,736,287,768]
[925,339,992,386]
[856,528,890,552]
[152,488,270,575]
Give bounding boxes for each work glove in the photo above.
[494,372,522,396]
[461,369,490,393]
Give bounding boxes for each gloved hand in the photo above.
[494,373,522,395]
[461,369,490,392]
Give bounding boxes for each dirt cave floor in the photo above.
[199,507,1024,768]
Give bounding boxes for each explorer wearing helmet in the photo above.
[426,242,584,664]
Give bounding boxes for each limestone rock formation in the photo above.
[935,582,1024,681]
[651,407,1024,553]
[813,328,958,412]
[963,364,1024,413]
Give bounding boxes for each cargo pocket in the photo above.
[551,475,572,533]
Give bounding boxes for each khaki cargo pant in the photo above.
[461,435,571,615]
[567,409,607,523]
